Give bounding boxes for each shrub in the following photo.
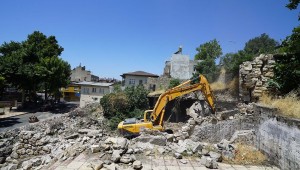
[100,85,149,130]
[168,78,181,89]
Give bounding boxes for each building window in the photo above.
[74,87,79,91]
[129,79,135,85]
[139,80,143,85]
[149,84,156,91]
[83,87,89,94]
[92,88,97,93]
[99,88,105,94]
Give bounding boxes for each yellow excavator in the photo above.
[117,74,215,136]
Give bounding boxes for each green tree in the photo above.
[0,31,70,104]
[100,85,149,130]
[194,39,222,60]
[244,33,278,56]
[220,33,278,75]
[194,39,222,82]
[194,57,220,82]
[280,26,300,53]
[125,85,149,111]
[286,0,300,20]
[168,78,181,89]
[271,26,300,94]
[39,57,71,100]
[287,0,300,9]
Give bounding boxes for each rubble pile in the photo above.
[0,100,267,169]
[0,103,113,170]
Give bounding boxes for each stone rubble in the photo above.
[0,100,271,170]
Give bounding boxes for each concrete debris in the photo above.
[64,133,79,139]
[0,100,279,169]
[174,152,182,159]
[134,135,166,146]
[111,150,122,163]
[237,103,254,115]
[1,163,17,170]
[201,156,218,169]
[91,144,100,153]
[219,109,239,120]
[179,159,187,164]
[132,160,142,169]
[120,154,133,164]
[94,161,104,170]
[230,130,255,145]
[208,151,222,162]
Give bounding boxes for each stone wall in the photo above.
[239,54,275,102]
[10,131,51,159]
[189,103,300,170]
[146,77,171,91]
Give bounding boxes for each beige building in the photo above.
[70,65,99,82]
[121,71,159,87]
[76,82,113,107]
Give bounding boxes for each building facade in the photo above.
[77,82,113,107]
[70,65,99,82]
[61,83,81,101]
[163,47,202,80]
[121,71,159,87]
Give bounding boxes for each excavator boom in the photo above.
[118,74,215,136]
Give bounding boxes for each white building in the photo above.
[163,47,202,80]
[76,82,113,108]
[121,71,159,87]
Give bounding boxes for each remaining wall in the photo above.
[146,77,171,91]
[190,103,300,170]
[239,54,275,102]
[254,104,300,170]
[80,94,103,108]
[170,54,191,80]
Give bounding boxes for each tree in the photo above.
[23,31,65,100]
[168,78,180,89]
[280,26,300,53]
[244,33,278,56]
[0,41,25,89]
[220,33,278,76]
[194,39,222,82]
[125,85,149,111]
[286,0,300,20]
[194,39,222,60]
[271,26,300,94]
[39,57,71,100]
[287,0,300,9]
[194,57,220,82]
[0,31,70,104]
[100,85,150,130]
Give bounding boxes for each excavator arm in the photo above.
[117,74,215,136]
[147,74,215,126]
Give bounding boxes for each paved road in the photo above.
[0,102,78,132]
[49,152,280,170]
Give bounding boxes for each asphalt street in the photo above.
[0,102,78,133]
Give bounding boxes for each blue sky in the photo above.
[0,0,299,79]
